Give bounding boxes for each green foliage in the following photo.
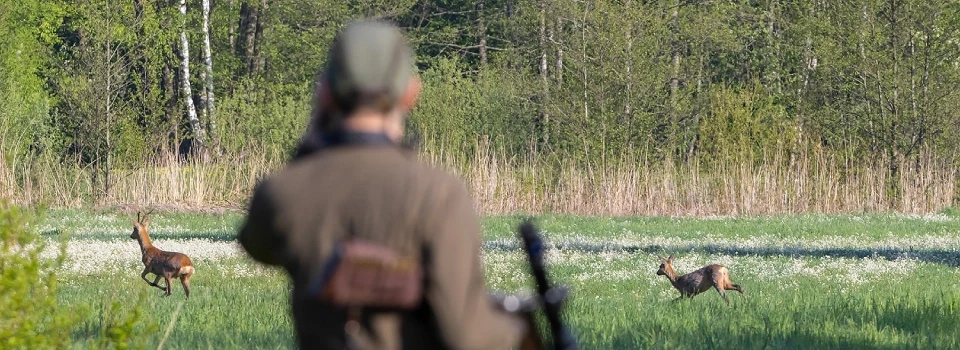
[3,0,960,205]
[214,80,310,155]
[697,82,795,164]
[94,291,156,350]
[413,57,538,160]
[0,201,78,349]
[938,206,960,218]
[0,0,67,159]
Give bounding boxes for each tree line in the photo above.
[2,0,960,201]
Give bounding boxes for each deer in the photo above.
[656,255,743,305]
[130,210,195,298]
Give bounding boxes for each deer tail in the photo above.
[179,266,195,276]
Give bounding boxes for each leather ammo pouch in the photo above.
[308,240,424,310]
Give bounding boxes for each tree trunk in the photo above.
[582,1,589,122]
[797,0,816,150]
[860,2,871,125]
[180,0,204,150]
[202,0,218,151]
[242,1,259,75]
[539,0,550,143]
[163,61,176,155]
[687,55,704,161]
[478,0,487,67]
[253,0,268,74]
[669,2,680,152]
[104,4,113,201]
[417,0,429,28]
[886,0,901,200]
[556,16,563,87]
[229,0,236,53]
[909,35,917,124]
[770,0,782,94]
[624,0,633,121]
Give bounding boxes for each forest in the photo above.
[2,0,960,215]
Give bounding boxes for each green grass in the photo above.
[40,209,960,349]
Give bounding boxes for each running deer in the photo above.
[656,255,743,304]
[130,210,195,297]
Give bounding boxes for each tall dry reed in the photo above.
[1,140,956,216]
[0,149,280,211]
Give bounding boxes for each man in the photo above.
[238,20,534,350]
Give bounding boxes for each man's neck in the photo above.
[340,110,400,142]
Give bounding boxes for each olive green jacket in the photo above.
[238,134,526,350]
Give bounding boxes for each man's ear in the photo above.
[318,82,335,106]
[398,76,421,112]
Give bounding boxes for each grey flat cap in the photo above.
[324,19,416,109]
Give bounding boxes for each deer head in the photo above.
[656,255,676,276]
[130,209,154,239]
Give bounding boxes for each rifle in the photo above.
[517,218,578,350]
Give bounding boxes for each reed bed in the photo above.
[1,141,956,216]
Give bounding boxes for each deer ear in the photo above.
[142,217,150,228]
[667,255,675,262]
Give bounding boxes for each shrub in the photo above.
[0,201,77,348]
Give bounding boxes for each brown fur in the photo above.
[656,255,743,304]
[130,210,194,297]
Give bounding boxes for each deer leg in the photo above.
[726,284,744,295]
[141,268,154,286]
[180,274,191,298]
[163,275,173,296]
[151,275,167,291]
[142,269,164,290]
[714,285,730,304]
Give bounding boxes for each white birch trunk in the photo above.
[539,1,550,143]
[202,0,217,149]
[228,0,236,52]
[104,5,113,200]
[582,2,589,121]
[556,17,563,87]
[180,0,204,148]
[624,0,633,119]
[478,0,487,67]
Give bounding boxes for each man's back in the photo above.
[239,139,526,349]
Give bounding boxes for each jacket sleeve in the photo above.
[237,180,286,267]
[424,180,528,350]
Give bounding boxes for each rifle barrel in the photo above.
[519,219,578,350]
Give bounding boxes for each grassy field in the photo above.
[38,209,960,349]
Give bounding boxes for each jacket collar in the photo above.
[321,130,396,148]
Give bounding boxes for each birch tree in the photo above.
[179,0,203,150]
[201,0,218,151]
[477,0,487,67]
[623,0,633,121]
[539,0,550,143]
[668,0,681,151]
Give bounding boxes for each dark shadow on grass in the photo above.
[574,324,912,350]
[147,231,237,242]
[482,240,960,267]
[39,229,237,242]
[869,299,960,340]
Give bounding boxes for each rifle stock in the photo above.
[518,218,578,350]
